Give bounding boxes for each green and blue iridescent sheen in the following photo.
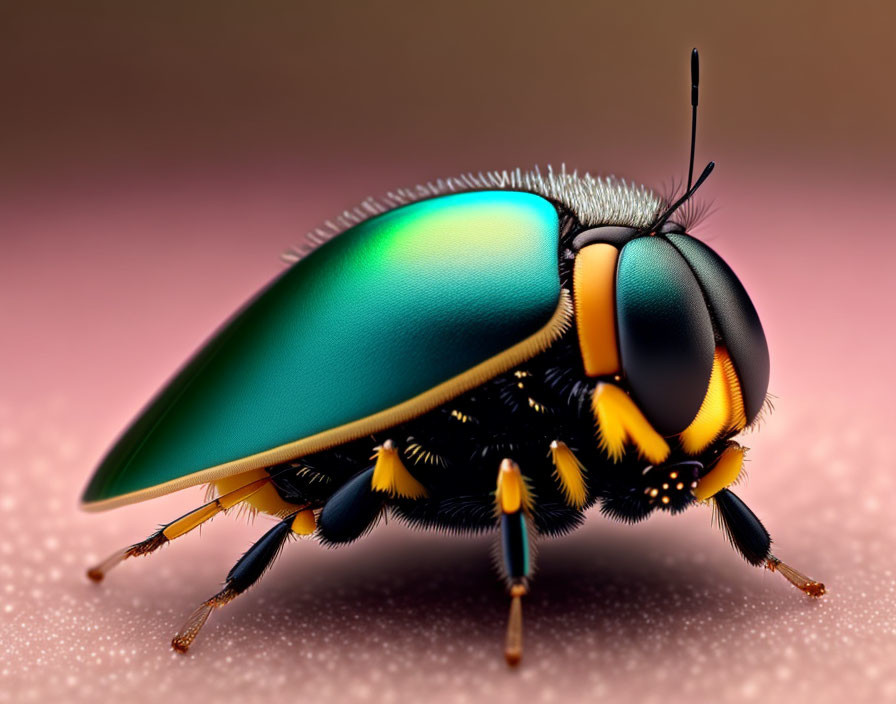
[83,191,562,504]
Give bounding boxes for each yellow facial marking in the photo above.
[680,348,747,454]
[591,383,670,465]
[496,459,534,515]
[371,440,428,499]
[693,445,745,501]
[574,244,621,377]
[549,441,588,508]
[291,509,317,535]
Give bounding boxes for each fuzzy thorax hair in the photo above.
[283,166,664,263]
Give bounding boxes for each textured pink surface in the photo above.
[2,170,895,703]
[3,2,896,702]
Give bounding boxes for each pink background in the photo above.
[2,2,894,702]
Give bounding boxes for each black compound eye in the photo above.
[571,225,639,250]
[658,221,686,235]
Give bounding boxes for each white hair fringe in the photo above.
[282,165,663,264]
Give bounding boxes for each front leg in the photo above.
[697,446,825,597]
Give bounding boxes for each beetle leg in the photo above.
[549,440,588,508]
[495,459,534,666]
[370,439,427,499]
[708,488,826,597]
[86,477,273,582]
[171,510,312,653]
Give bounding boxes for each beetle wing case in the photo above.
[82,191,568,510]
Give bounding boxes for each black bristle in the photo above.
[712,488,771,565]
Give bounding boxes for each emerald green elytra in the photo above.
[82,191,561,504]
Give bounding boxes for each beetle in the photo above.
[82,50,824,665]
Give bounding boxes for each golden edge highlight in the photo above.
[82,290,573,512]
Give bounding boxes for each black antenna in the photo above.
[653,161,714,232]
[687,48,699,190]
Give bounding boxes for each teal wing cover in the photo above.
[82,191,561,507]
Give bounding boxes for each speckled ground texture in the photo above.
[3,169,896,702]
[3,400,895,703]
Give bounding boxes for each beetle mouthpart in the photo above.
[766,556,826,598]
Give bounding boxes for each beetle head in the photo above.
[570,222,769,456]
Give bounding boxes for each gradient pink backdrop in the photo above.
[2,2,894,703]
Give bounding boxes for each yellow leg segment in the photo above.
[370,439,428,499]
[693,445,745,502]
[86,478,271,582]
[549,441,588,508]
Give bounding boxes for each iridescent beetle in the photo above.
[83,50,824,664]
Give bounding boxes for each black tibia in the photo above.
[712,490,826,597]
[317,467,385,545]
[171,511,298,653]
[501,513,530,582]
[712,488,771,565]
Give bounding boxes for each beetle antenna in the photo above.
[652,160,714,233]
[687,48,700,191]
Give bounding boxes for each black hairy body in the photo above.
[268,322,732,543]
[267,211,733,543]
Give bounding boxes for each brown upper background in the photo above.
[2,0,894,193]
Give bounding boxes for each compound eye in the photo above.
[658,221,686,235]
[571,225,639,250]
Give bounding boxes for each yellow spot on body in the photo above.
[549,441,588,508]
[669,471,678,479]
[693,445,745,501]
[649,488,659,498]
[680,348,747,454]
[291,509,317,535]
[591,383,670,464]
[214,469,295,517]
[450,409,470,423]
[371,440,428,499]
[661,496,671,504]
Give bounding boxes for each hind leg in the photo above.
[173,451,404,651]
[172,510,315,652]
[86,477,273,581]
